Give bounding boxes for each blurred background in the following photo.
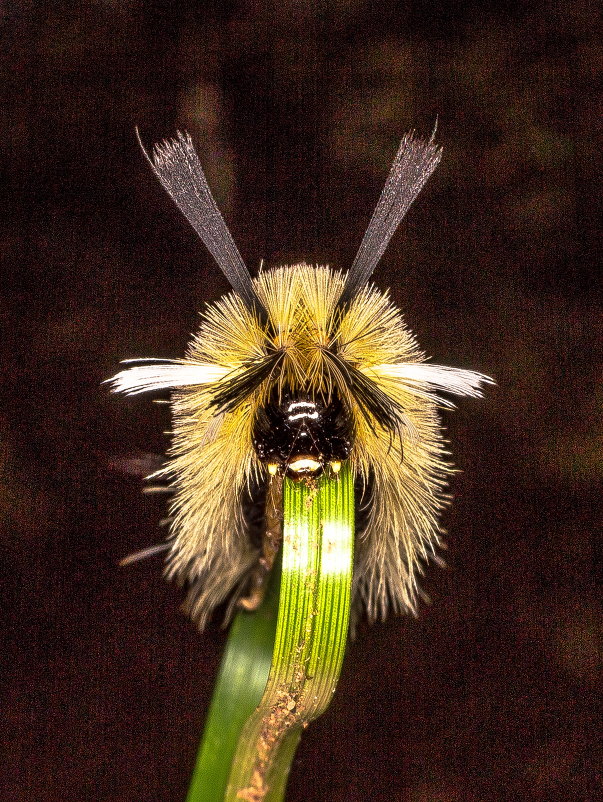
[1,1,600,800]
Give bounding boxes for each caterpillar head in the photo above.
[252,389,353,481]
[108,129,491,628]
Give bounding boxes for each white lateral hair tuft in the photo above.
[373,363,493,407]
[107,360,229,395]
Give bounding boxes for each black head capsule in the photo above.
[252,390,354,481]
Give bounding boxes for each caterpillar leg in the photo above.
[238,475,284,611]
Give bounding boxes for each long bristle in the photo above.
[137,129,266,318]
[337,132,442,310]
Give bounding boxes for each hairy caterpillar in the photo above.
[109,130,491,629]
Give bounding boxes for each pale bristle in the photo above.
[120,264,487,627]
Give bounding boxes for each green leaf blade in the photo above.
[225,464,354,801]
[185,564,281,802]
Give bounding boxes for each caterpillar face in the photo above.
[109,130,491,629]
[252,390,354,480]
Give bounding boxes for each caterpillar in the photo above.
[109,129,491,629]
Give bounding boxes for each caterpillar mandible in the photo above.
[109,129,491,629]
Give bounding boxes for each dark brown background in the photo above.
[1,2,600,800]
